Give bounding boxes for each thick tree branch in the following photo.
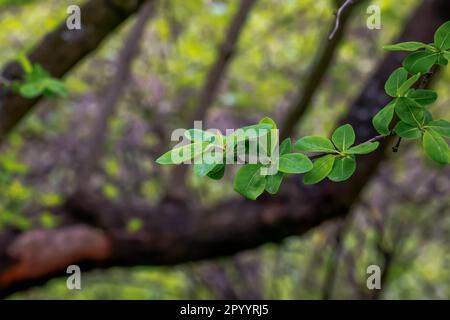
[279,0,364,139]
[0,0,152,143]
[192,0,257,122]
[76,1,157,186]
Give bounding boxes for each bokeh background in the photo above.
[0,0,449,299]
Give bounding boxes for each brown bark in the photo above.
[0,0,152,143]
[76,1,157,186]
[280,0,364,139]
[192,0,257,121]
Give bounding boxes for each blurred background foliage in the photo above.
[1,0,449,299]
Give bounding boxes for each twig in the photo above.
[309,131,394,160]
[329,0,354,40]
[392,136,402,152]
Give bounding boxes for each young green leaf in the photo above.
[403,51,438,74]
[207,164,225,180]
[279,138,292,155]
[437,54,448,66]
[234,164,266,200]
[394,121,422,140]
[443,51,450,60]
[226,123,272,146]
[383,41,428,52]
[303,155,335,185]
[265,171,284,194]
[395,97,424,127]
[347,142,379,155]
[278,153,313,174]
[331,124,355,152]
[384,67,408,97]
[18,54,33,73]
[422,129,450,164]
[372,101,395,135]
[185,129,217,143]
[397,73,421,97]
[19,82,44,98]
[328,156,356,182]
[425,120,450,137]
[156,142,209,164]
[407,89,437,106]
[295,136,336,153]
[434,21,450,50]
[259,117,278,155]
[194,162,218,176]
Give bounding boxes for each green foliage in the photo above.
[11,55,67,98]
[303,154,335,185]
[294,136,336,153]
[233,164,266,200]
[422,129,450,164]
[278,153,312,174]
[373,101,395,135]
[157,21,450,200]
[127,218,144,234]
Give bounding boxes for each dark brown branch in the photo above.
[279,0,364,139]
[192,0,257,122]
[76,1,157,187]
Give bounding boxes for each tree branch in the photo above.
[279,0,364,139]
[0,0,152,143]
[76,1,157,187]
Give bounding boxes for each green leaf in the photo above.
[403,51,438,74]
[422,129,450,164]
[193,162,218,176]
[156,142,209,164]
[294,136,336,153]
[434,21,450,50]
[331,124,355,151]
[397,73,421,97]
[383,41,428,51]
[437,54,448,66]
[372,100,395,135]
[234,164,266,200]
[425,120,450,137]
[19,83,43,98]
[328,156,356,182]
[278,153,313,174]
[443,51,450,60]
[394,121,422,140]
[303,155,336,185]
[347,142,379,154]
[265,171,284,194]
[407,89,437,106]
[226,123,272,146]
[185,129,217,143]
[207,164,225,180]
[384,67,408,97]
[395,97,424,127]
[259,117,278,155]
[18,54,33,73]
[259,117,277,129]
[279,138,291,155]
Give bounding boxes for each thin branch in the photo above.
[280,0,363,139]
[0,0,151,144]
[76,1,156,188]
[329,0,355,40]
